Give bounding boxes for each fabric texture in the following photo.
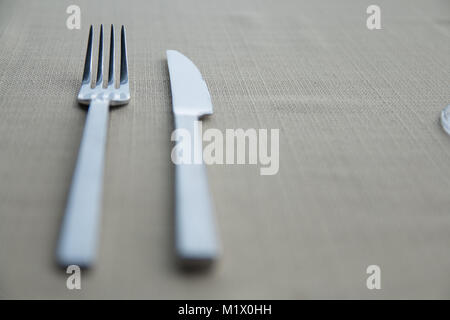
[0,0,449,298]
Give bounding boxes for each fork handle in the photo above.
[173,115,219,266]
[57,99,109,267]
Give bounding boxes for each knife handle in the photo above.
[57,100,109,267]
[174,115,219,266]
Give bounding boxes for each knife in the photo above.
[167,50,219,266]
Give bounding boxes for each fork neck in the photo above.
[89,98,110,109]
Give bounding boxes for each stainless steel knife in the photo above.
[167,50,219,266]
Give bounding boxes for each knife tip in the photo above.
[166,49,182,58]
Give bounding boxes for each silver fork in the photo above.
[57,25,130,267]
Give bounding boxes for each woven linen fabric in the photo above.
[0,0,449,299]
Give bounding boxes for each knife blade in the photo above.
[167,50,219,266]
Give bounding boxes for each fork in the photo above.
[57,25,130,267]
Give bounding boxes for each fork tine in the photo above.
[81,25,93,85]
[95,24,104,87]
[107,25,115,87]
[120,25,128,85]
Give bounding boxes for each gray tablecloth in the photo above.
[0,0,449,299]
